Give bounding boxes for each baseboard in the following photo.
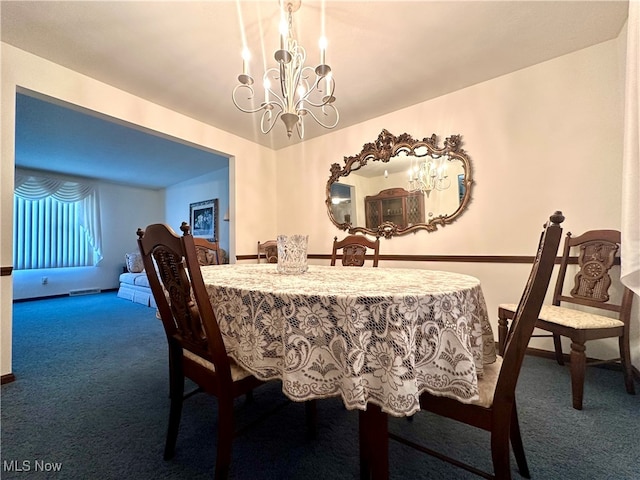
[1,373,16,384]
[525,346,640,382]
[13,288,118,303]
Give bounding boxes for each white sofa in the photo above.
[117,271,156,307]
[116,252,156,307]
[116,248,229,307]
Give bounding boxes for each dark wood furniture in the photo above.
[330,234,380,267]
[498,229,636,410]
[257,239,278,263]
[137,223,264,479]
[364,187,425,230]
[389,211,564,480]
[190,227,222,265]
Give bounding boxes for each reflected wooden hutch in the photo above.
[365,187,425,229]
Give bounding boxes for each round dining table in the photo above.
[201,263,496,479]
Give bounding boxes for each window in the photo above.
[13,170,103,270]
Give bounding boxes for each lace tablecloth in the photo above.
[201,264,496,416]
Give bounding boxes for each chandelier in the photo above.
[232,0,338,139]
[408,155,451,197]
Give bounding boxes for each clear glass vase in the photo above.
[276,234,309,275]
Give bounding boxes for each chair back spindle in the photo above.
[191,229,223,266]
[330,234,380,267]
[499,211,565,399]
[137,223,232,385]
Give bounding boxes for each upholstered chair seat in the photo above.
[472,356,503,408]
[183,349,254,382]
[497,229,635,410]
[499,304,624,330]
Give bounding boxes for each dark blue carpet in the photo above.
[2,292,639,479]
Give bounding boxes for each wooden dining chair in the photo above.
[257,239,278,263]
[389,211,565,480]
[330,234,380,267]
[190,228,222,266]
[137,223,264,479]
[498,229,636,410]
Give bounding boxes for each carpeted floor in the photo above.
[2,292,639,479]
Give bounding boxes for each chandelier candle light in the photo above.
[408,155,451,197]
[232,0,338,139]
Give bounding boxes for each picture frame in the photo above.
[189,199,218,241]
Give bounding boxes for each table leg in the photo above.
[359,404,389,480]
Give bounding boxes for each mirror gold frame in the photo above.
[326,129,473,238]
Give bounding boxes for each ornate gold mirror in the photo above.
[326,129,473,238]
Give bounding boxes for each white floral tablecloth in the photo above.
[201,264,496,417]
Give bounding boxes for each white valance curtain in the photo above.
[14,169,103,265]
[622,1,640,296]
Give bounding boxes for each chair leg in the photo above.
[215,396,234,480]
[490,422,512,480]
[164,374,185,460]
[359,409,372,480]
[552,333,564,365]
[619,334,636,395]
[510,404,530,479]
[569,341,586,410]
[305,400,318,439]
[359,405,388,480]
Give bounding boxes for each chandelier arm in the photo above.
[299,96,332,108]
[232,84,273,114]
[436,177,451,191]
[300,103,339,129]
[295,77,313,111]
[264,67,286,105]
[286,49,306,112]
[317,69,336,98]
[279,62,290,110]
[260,104,284,135]
[292,45,307,80]
[298,72,336,108]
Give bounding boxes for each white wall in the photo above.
[165,166,231,259]
[12,182,164,299]
[275,36,638,367]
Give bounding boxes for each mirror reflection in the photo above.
[326,129,473,238]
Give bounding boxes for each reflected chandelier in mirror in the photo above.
[326,129,473,238]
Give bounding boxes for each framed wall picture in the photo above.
[189,199,218,241]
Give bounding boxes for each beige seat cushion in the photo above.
[472,356,502,408]
[499,304,624,330]
[183,349,254,382]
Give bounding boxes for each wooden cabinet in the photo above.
[365,188,425,229]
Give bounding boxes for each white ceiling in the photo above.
[1,0,629,187]
[14,92,229,189]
